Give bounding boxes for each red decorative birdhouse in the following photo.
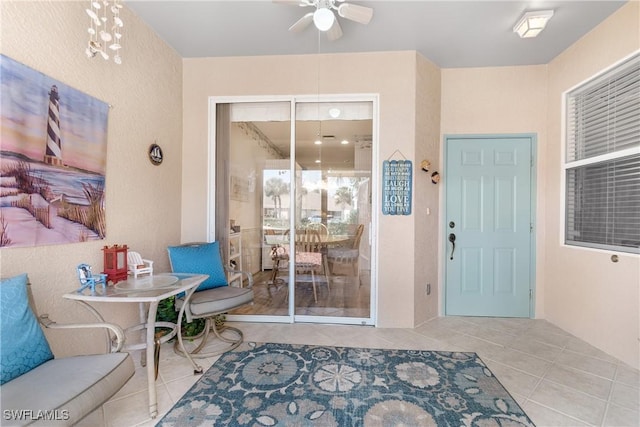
[102,244,128,284]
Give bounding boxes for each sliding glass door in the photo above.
[293,101,372,321]
[213,97,374,325]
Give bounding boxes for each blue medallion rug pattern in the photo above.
[157,342,535,426]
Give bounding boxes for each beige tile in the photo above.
[603,403,640,427]
[164,374,201,402]
[544,364,613,400]
[103,387,171,427]
[510,392,529,408]
[610,382,640,411]
[522,400,591,427]
[112,366,150,400]
[440,333,505,360]
[555,350,618,379]
[509,337,564,362]
[483,359,541,398]
[103,319,639,427]
[466,324,516,346]
[615,363,640,388]
[466,316,533,334]
[75,406,104,427]
[519,327,570,349]
[313,325,393,349]
[527,320,574,337]
[565,337,621,364]
[486,348,552,377]
[361,327,442,350]
[422,316,477,332]
[414,322,468,342]
[529,379,607,426]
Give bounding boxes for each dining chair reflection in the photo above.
[327,223,364,286]
[273,229,329,303]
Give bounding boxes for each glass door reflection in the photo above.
[222,99,373,322]
[293,101,372,319]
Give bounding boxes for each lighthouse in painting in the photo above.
[44,85,63,166]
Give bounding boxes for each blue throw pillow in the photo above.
[1,273,54,385]
[167,242,228,291]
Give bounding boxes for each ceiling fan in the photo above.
[281,0,374,41]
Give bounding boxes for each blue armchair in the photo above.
[167,241,254,373]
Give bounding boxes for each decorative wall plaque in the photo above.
[382,159,412,215]
[149,143,163,165]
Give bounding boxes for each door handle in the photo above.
[448,233,456,260]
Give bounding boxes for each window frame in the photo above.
[561,51,640,255]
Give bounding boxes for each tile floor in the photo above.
[79,317,639,427]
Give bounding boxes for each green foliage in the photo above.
[156,296,206,337]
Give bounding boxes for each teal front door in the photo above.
[445,135,534,317]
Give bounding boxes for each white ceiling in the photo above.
[125,0,627,68]
[124,0,627,169]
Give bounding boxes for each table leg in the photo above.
[138,302,147,368]
[311,269,317,303]
[322,252,331,286]
[146,301,160,418]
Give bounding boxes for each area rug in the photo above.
[157,342,535,426]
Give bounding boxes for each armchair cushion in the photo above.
[0,273,53,385]
[168,242,228,291]
[1,353,134,426]
[175,285,254,317]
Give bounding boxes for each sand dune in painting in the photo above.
[0,156,104,248]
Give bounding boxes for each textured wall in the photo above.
[440,1,640,368]
[544,1,640,369]
[414,54,441,325]
[440,64,548,317]
[0,1,183,356]
[182,51,423,328]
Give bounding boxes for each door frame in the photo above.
[208,94,379,326]
[442,133,538,318]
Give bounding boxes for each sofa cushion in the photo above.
[167,242,228,291]
[1,273,53,385]
[0,353,134,426]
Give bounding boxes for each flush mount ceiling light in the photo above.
[85,0,124,63]
[282,0,373,41]
[513,10,554,38]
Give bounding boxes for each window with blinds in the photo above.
[564,53,640,254]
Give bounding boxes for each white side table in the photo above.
[63,273,207,419]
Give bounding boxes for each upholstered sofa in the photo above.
[0,274,134,426]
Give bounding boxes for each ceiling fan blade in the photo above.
[289,12,314,32]
[337,3,373,25]
[326,18,343,41]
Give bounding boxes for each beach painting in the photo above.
[0,55,109,248]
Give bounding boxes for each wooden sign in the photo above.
[382,160,412,215]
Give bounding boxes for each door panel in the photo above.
[446,136,532,317]
[293,101,372,320]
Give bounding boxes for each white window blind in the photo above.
[565,53,640,254]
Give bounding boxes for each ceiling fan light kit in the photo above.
[284,0,373,40]
[313,7,335,31]
[513,10,554,38]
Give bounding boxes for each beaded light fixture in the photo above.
[85,0,124,64]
